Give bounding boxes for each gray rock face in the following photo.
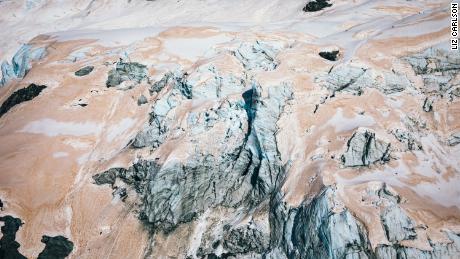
[323,65,367,95]
[290,187,372,259]
[381,205,416,243]
[341,128,391,167]
[233,42,279,71]
[137,94,148,106]
[74,66,94,77]
[96,68,293,237]
[0,44,46,86]
[91,45,460,259]
[320,65,411,96]
[405,46,460,99]
[106,60,148,87]
[422,97,433,112]
[391,129,422,151]
[447,132,460,146]
[223,214,271,254]
[186,64,246,99]
[271,183,460,259]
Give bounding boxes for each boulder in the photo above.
[303,0,332,12]
[341,128,391,167]
[74,66,94,77]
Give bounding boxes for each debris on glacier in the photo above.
[422,97,434,112]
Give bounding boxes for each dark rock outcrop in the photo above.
[0,83,47,118]
[341,127,391,167]
[37,235,74,259]
[319,50,339,61]
[0,215,27,259]
[106,60,148,88]
[232,42,279,71]
[74,66,94,76]
[303,0,332,12]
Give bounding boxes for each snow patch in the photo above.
[327,108,375,132]
[53,152,69,158]
[163,34,232,61]
[19,118,102,137]
[106,118,136,142]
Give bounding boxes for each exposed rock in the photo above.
[93,160,157,194]
[74,66,94,76]
[37,235,74,259]
[0,44,46,87]
[133,69,245,148]
[447,132,460,146]
[341,127,391,167]
[93,167,118,186]
[95,79,292,237]
[323,65,368,95]
[186,64,246,99]
[391,129,422,151]
[106,60,148,88]
[381,205,417,243]
[0,215,26,259]
[137,94,148,106]
[405,46,460,99]
[319,50,339,61]
[303,0,332,12]
[422,97,433,112]
[320,65,411,96]
[149,72,175,94]
[271,183,460,259]
[223,215,270,254]
[289,187,373,258]
[0,83,47,118]
[112,187,128,201]
[132,73,195,148]
[233,42,279,71]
